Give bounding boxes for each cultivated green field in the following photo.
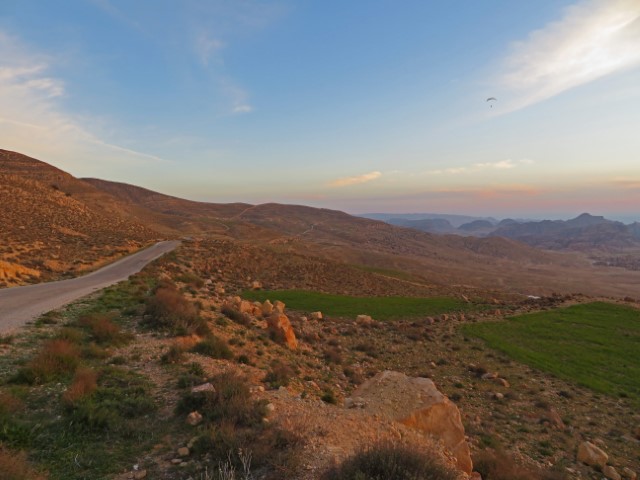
[463,302,640,403]
[242,289,469,321]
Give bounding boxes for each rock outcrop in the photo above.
[267,313,298,350]
[577,441,608,467]
[351,370,472,474]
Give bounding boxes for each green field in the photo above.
[241,289,469,321]
[463,302,640,403]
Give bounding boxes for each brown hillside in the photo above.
[0,150,157,286]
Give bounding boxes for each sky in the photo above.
[1,0,640,222]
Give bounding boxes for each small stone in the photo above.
[133,470,147,480]
[577,441,608,467]
[265,403,275,414]
[356,314,373,325]
[481,372,498,380]
[186,411,203,426]
[492,392,504,400]
[191,383,215,394]
[171,459,182,465]
[251,280,262,290]
[495,378,510,388]
[622,467,637,480]
[310,311,323,320]
[604,465,622,480]
[177,447,189,457]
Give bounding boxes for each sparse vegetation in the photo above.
[242,290,470,320]
[144,283,209,335]
[464,302,640,403]
[324,442,459,480]
[191,334,234,360]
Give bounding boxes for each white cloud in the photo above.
[329,171,382,188]
[425,159,533,176]
[195,32,225,66]
[498,0,640,111]
[0,31,165,172]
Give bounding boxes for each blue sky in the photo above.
[1,0,639,221]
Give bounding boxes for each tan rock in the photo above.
[352,370,473,474]
[622,467,637,480]
[495,378,510,388]
[274,300,285,313]
[310,311,323,320]
[267,313,298,350]
[177,447,189,457]
[356,314,373,326]
[543,408,565,430]
[604,465,622,480]
[186,411,203,426]
[191,382,215,394]
[577,441,608,467]
[133,470,147,479]
[251,280,262,290]
[238,300,253,314]
[262,300,274,316]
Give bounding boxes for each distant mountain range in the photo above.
[364,212,640,252]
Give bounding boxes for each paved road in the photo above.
[0,241,180,333]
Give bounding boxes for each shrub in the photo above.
[473,449,566,480]
[66,367,156,433]
[221,307,252,327]
[323,348,343,365]
[62,368,98,407]
[78,313,132,346]
[324,442,459,480]
[0,392,24,417]
[55,327,84,344]
[13,340,81,384]
[321,389,337,405]
[191,335,233,360]
[161,344,186,364]
[176,372,267,428]
[0,446,48,480]
[176,272,205,288]
[264,360,294,388]
[144,285,208,335]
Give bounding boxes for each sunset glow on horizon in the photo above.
[1,0,639,221]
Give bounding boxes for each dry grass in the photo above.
[14,339,81,384]
[62,367,98,407]
[78,313,132,346]
[0,446,48,480]
[473,449,567,480]
[145,284,209,335]
[0,391,24,416]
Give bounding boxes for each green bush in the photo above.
[176,372,266,428]
[191,335,233,360]
[324,442,459,480]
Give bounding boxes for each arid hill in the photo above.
[4,149,640,297]
[0,150,157,286]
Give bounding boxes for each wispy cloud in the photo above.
[195,32,225,66]
[497,0,640,111]
[0,31,165,171]
[425,159,533,176]
[329,171,382,188]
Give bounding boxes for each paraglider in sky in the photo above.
[486,97,497,108]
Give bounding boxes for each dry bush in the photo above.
[264,359,294,388]
[191,335,233,360]
[0,446,48,480]
[324,442,459,480]
[221,307,252,327]
[0,392,24,416]
[161,343,187,364]
[14,339,81,384]
[145,285,208,335]
[62,368,98,407]
[473,449,567,480]
[78,313,131,346]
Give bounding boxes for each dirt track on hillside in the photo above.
[0,241,179,333]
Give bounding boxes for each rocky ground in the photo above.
[1,238,638,480]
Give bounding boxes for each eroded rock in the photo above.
[351,370,472,474]
[267,313,298,350]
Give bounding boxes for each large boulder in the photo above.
[577,441,608,467]
[351,370,472,474]
[267,313,298,350]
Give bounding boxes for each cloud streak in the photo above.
[0,31,165,172]
[425,159,533,176]
[329,171,382,188]
[498,0,640,111]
